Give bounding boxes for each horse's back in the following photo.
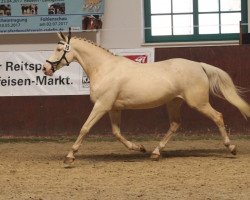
[120,58,209,88]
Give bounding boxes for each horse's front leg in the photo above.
[64,101,108,166]
[109,110,146,153]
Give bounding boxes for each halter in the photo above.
[46,28,72,72]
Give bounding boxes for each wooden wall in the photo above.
[0,45,249,137]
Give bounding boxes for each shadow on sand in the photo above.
[75,148,236,162]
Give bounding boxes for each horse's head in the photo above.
[43,29,74,76]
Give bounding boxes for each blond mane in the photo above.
[72,36,115,56]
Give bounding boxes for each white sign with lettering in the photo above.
[0,49,154,96]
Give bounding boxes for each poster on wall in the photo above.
[0,0,104,34]
[0,48,154,96]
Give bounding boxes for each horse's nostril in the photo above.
[42,67,46,71]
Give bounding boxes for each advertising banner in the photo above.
[0,48,154,96]
[0,0,104,34]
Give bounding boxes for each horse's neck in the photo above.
[72,39,115,78]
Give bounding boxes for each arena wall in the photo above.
[0,45,249,137]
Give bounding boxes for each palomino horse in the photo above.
[43,30,250,166]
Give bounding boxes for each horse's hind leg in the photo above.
[191,103,236,155]
[151,98,183,160]
[109,110,146,153]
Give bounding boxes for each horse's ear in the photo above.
[57,32,66,41]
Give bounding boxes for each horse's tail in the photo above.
[201,62,250,119]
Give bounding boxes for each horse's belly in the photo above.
[114,99,166,109]
[114,88,176,109]
[113,70,181,109]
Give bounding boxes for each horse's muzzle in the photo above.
[42,65,53,76]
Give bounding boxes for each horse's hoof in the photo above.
[139,145,147,153]
[150,153,160,161]
[63,157,75,168]
[230,145,237,155]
